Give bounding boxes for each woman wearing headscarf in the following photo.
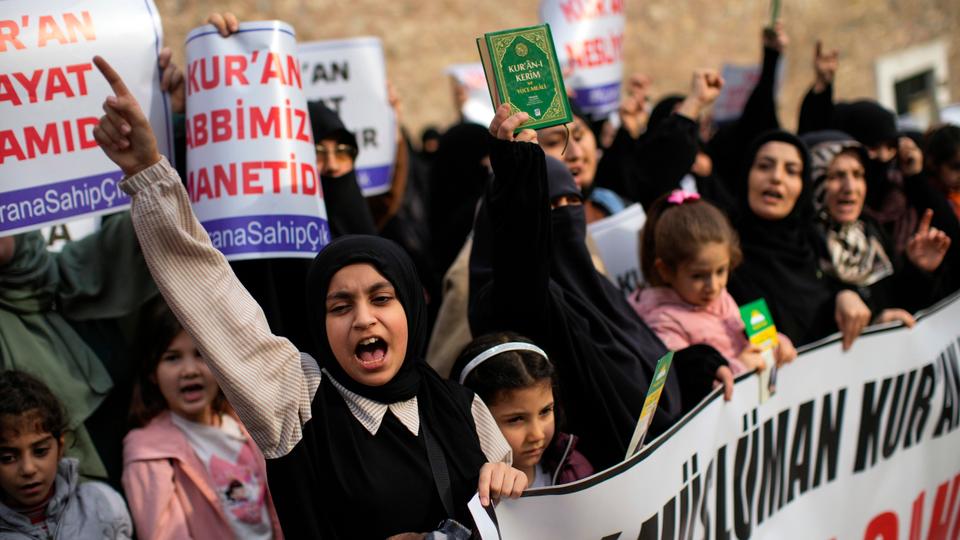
[90,56,522,539]
[726,130,875,350]
[469,105,733,471]
[805,131,950,318]
[0,213,157,484]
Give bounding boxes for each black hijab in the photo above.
[271,235,488,538]
[304,235,427,402]
[728,130,838,345]
[308,100,377,237]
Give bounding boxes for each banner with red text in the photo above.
[0,0,172,235]
[299,37,396,197]
[473,293,960,539]
[540,0,624,119]
[185,21,329,260]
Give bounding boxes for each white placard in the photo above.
[713,62,785,123]
[0,0,172,235]
[540,0,625,119]
[446,62,496,126]
[587,203,646,295]
[184,21,329,260]
[473,293,960,540]
[299,37,396,196]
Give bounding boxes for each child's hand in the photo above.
[775,337,797,366]
[478,462,528,507]
[715,365,734,401]
[738,344,767,372]
[92,56,161,177]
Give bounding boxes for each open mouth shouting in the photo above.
[355,336,389,371]
[179,380,208,403]
[760,188,784,205]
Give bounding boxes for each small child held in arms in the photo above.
[122,300,283,539]
[454,333,593,488]
[0,370,132,539]
[630,190,797,379]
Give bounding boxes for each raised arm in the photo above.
[471,106,552,340]
[91,56,311,458]
[798,40,839,135]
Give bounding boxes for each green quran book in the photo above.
[476,24,573,131]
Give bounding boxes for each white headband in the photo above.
[458,342,549,385]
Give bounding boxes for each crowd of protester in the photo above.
[1,10,958,539]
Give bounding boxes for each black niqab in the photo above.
[469,143,681,469]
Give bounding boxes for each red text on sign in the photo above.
[0,63,94,106]
[565,33,623,69]
[0,117,99,164]
[187,52,302,96]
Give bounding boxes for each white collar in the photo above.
[324,370,420,436]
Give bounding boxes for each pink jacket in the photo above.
[122,411,284,540]
[630,287,754,374]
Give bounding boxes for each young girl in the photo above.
[93,55,523,539]
[0,370,132,539]
[631,190,797,378]
[454,333,593,488]
[122,300,284,539]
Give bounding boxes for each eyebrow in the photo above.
[0,435,53,452]
[326,281,393,302]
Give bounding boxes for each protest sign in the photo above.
[446,62,496,126]
[43,217,100,252]
[299,37,396,196]
[473,292,960,540]
[713,62,784,123]
[587,203,646,295]
[540,0,625,119]
[184,21,329,261]
[0,0,172,236]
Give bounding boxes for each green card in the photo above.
[625,351,674,459]
[739,298,779,402]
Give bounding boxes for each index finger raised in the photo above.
[93,56,132,97]
[917,208,933,234]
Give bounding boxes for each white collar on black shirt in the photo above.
[323,369,420,436]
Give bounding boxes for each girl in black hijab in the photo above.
[470,106,732,471]
[89,56,524,540]
[726,130,875,349]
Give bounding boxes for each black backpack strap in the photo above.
[421,413,455,518]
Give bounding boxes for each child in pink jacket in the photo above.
[630,191,796,378]
[122,301,283,539]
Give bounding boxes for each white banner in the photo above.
[474,293,960,539]
[184,21,329,260]
[446,62,496,126]
[299,37,396,196]
[540,0,625,119]
[713,63,785,123]
[587,203,646,295]
[0,0,172,236]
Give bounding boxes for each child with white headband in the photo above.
[453,333,594,488]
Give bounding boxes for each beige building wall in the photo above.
[156,0,960,138]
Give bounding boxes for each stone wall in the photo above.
[155,0,959,139]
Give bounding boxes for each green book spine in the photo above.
[479,23,572,131]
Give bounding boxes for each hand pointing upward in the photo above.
[91,55,161,177]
